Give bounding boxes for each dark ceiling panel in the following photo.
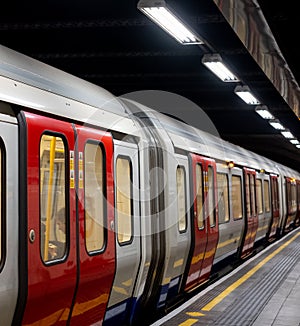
[0,0,299,170]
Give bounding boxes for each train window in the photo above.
[217,173,229,224]
[232,175,243,220]
[84,142,105,253]
[250,175,256,215]
[208,166,216,227]
[196,164,204,229]
[256,179,263,214]
[245,174,251,218]
[116,157,133,244]
[40,135,67,263]
[0,149,2,264]
[177,166,187,232]
[272,178,279,211]
[263,180,271,212]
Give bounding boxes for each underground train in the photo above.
[0,44,299,326]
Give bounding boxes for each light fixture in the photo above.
[137,0,203,45]
[281,130,295,139]
[290,139,300,145]
[255,105,274,119]
[296,144,300,149]
[227,160,234,168]
[234,85,260,105]
[268,119,285,130]
[201,53,239,82]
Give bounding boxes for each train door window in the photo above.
[0,148,2,264]
[217,173,229,224]
[116,157,133,244]
[250,175,256,215]
[263,180,271,213]
[196,164,204,229]
[232,175,243,220]
[207,166,216,227]
[84,141,105,253]
[40,134,67,262]
[177,166,187,232]
[245,174,251,217]
[272,178,279,211]
[291,182,297,214]
[256,179,263,214]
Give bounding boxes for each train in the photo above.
[0,44,299,326]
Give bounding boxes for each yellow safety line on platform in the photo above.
[186,312,205,317]
[201,231,300,311]
[179,318,198,326]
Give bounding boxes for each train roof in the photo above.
[142,107,300,178]
[0,45,127,116]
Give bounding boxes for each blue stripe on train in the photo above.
[157,276,180,308]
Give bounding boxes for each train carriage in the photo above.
[0,45,299,326]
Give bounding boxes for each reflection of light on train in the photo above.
[0,45,299,326]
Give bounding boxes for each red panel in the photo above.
[69,125,115,325]
[241,168,258,258]
[184,154,219,291]
[22,112,77,325]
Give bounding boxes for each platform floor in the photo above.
[151,228,300,326]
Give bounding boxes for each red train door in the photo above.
[69,125,115,325]
[241,168,258,258]
[268,174,280,239]
[184,154,218,291]
[22,112,77,325]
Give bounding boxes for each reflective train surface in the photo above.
[0,45,299,326]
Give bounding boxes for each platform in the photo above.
[151,228,300,326]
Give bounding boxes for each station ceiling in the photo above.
[0,0,299,171]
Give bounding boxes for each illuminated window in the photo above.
[250,175,256,215]
[0,148,2,264]
[116,157,132,244]
[217,173,229,223]
[196,164,204,229]
[177,166,187,232]
[208,167,216,226]
[256,179,263,214]
[84,142,105,252]
[263,180,271,213]
[40,135,67,262]
[232,175,243,219]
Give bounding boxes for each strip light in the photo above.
[234,85,260,105]
[137,0,203,45]
[281,130,295,139]
[202,54,239,82]
[290,139,300,145]
[268,119,285,130]
[255,105,274,119]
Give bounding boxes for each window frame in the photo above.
[177,165,188,233]
[84,140,107,255]
[217,172,230,224]
[115,155,134,246]
[0,140,5,271]
[39,132,69,264]
[232,174,243,220]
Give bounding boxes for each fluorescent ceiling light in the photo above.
[290,139,300,145]
[202,53,239,82]
[268,119,285,130]
[137,0,203,45]
[255,105,274,119]
[296,144,300,149]
[234,85,260,105]
[281,130,294,139]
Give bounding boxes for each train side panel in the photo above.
[0,106,19,326]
